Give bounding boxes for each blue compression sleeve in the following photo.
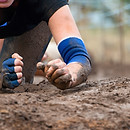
[58,37,91,65]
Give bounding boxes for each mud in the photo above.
[0,68,129,130]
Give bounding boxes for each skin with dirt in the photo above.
[0,64,129,130]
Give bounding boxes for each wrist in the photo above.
[66,62,90,87]
[58,37,91,65]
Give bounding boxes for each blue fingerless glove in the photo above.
[2,58,20,89]
[0,22,7,27]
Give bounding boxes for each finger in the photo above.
[47,59,63,65]
[2,77,21,89]
[54,73,72,84]
[50,68,68,82]
[5,72,22,81]
[37,62,46,71]
[3,58,23,67]
[9,79,21,89]
[12,53,23,60]
[46,62,66,78]
[44,59,64,73]
[46,65,58,78]
[4,73,17,81]
[2,66,22,73]
[14,59,24,66]
[44,59,60,73]
[54,74,72,90]
[14,66,22,73]
[17,78,22,84]
[16,72,23,79]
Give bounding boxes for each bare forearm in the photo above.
[48,5,81,44]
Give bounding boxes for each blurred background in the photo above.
[68,0,130,80]
[69,0,130,65]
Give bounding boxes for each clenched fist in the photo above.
[1,53,23,89]
[37,58,91,90]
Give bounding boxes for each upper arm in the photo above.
[48,5,81,44]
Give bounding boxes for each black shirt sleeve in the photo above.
[0,0,68,38]
[42,0,69,22]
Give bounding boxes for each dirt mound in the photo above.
[0,77,129,130]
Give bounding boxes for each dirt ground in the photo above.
[0,64,130,130]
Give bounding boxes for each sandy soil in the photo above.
[0,64,130,130]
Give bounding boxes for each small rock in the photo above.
[0,109,9,114]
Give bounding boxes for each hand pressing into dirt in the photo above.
[37,58,91,90]
[37,59,71,89]
[1,53,23,89]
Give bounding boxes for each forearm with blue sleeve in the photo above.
[58,37,91,66]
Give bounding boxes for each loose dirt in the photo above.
[0,65,129,130]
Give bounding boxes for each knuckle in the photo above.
[52,65,58,69]
[12,53,18,57]
[17,78,22,84]
[14,59,18,64]
[15,59,23,66]
[12,53,17,56]
[44,67,48,73]
[19,66,22,71]
[48,59,62,65]
[56,69,64,75]
[17,72,23,78]
[14,66,22,72]
[56,58,62,62]
[20,72,23,77]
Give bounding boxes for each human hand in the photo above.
[37,59,72,90]
[37,58,91,90]
[1,53,23,89]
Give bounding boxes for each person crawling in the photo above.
[0,0,91,90]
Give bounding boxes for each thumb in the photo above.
[37,62,46,71]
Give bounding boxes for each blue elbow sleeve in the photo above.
[58,37,91,65]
